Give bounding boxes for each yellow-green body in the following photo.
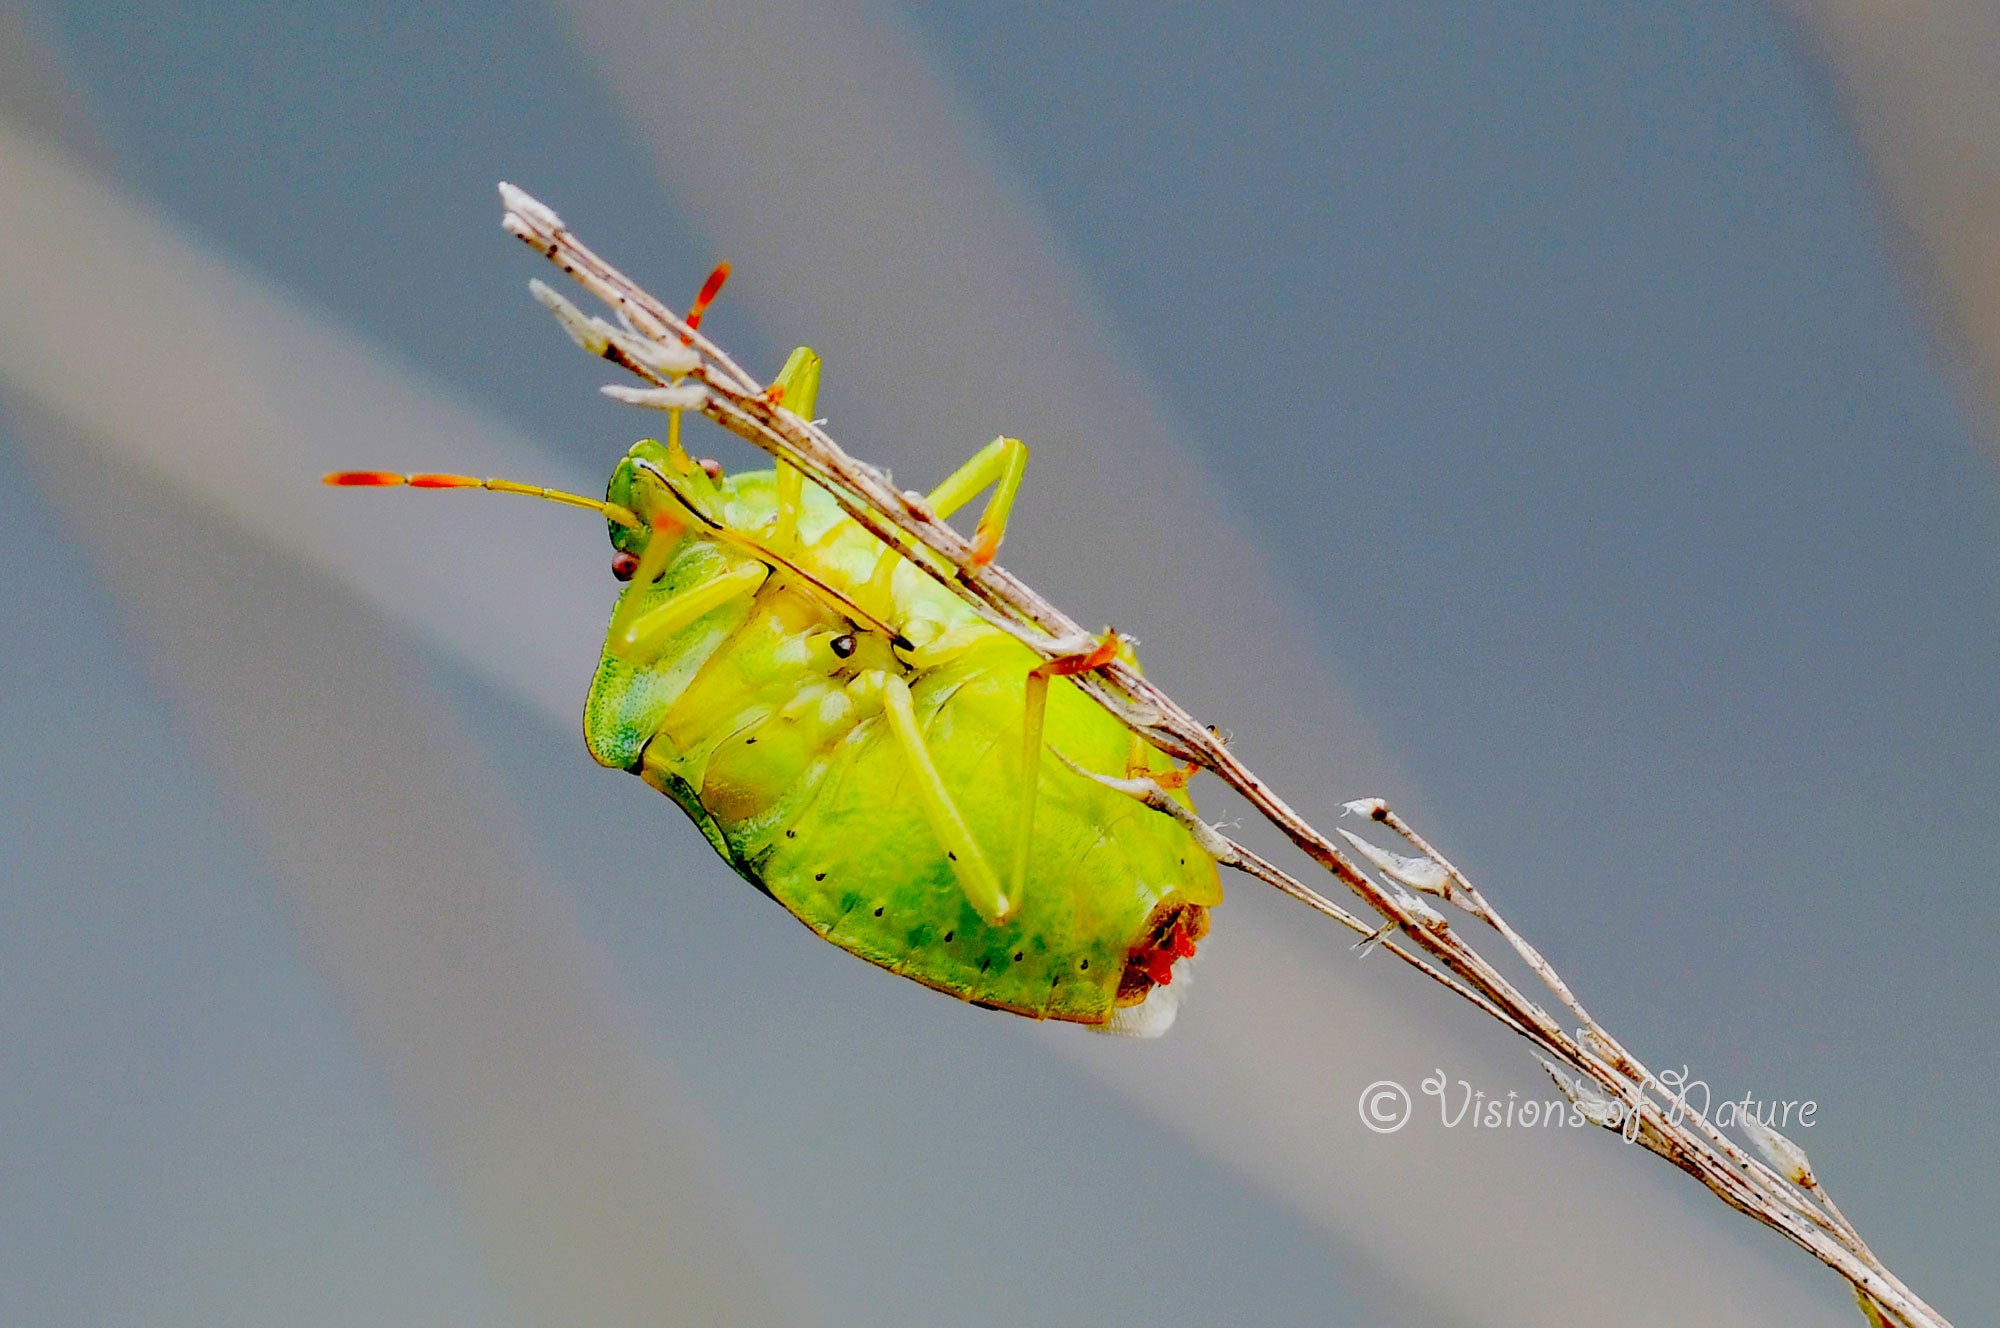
[584,442,1220,1025]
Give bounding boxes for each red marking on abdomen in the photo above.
[1117,900,1210,1004]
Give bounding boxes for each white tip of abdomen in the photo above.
[1091,958,1193,1039]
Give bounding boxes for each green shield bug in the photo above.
[327,266,1220,1035]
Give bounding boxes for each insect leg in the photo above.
[1010,630,1124,909]
[924,435,1028,566]
[862,434,1030,607]
[610,562,767,663]
[1134,747,1201,791]
[768,347,822,549]
[868,671,1012,924]
[1119,679,1199,788]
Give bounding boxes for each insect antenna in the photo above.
[321,471,641,529]
[682,261,732,337]
[650,260,732,461]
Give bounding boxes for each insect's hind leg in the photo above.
[1010,630,1124,911]
[1122,728,1200,790]
[863,671,1012,924]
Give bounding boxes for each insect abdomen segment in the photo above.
[757,637,1185,1021]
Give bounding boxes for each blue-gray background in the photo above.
[3,2,1993,1324]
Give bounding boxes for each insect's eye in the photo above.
[611,551,641,581]
[697,457,724,480]
[829,633,858,659]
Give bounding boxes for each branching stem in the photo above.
[499,185,1950,1328]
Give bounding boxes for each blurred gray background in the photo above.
[2,2,1994,1325]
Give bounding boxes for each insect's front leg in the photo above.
[609,562,767,663]
[863,435,1029,608]
[924,434,1028,566]
[766,347,822,550]
[850,669,1011,924]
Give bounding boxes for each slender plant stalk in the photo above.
[498,183,1950,1328]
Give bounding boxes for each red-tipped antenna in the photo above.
[321,471,640,528]
[682,261,732,342]
[324,470,408,487]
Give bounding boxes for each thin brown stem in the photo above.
[499,185,1952,1328]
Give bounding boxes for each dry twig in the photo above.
[499,183,1950,1328]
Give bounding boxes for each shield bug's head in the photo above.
[602,437,724,571]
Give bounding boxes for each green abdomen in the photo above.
[605,588,1216,1024]
[757,635,1209,1022]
